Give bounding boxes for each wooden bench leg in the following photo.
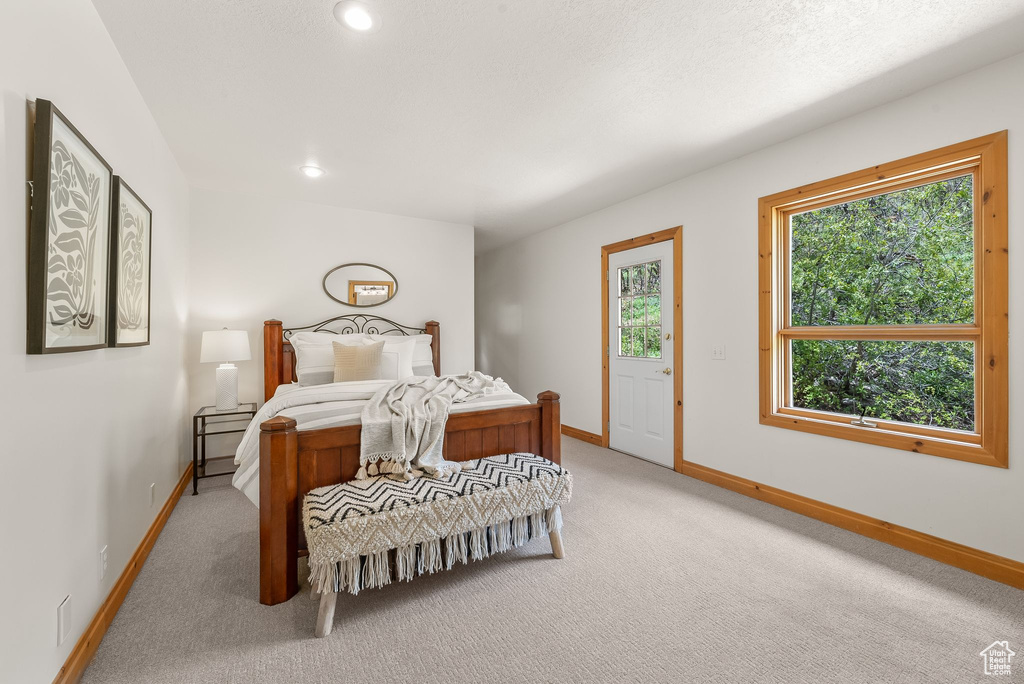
[315,591,338,638]
[548,505,565,559]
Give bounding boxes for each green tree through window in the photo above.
[618,260,662,358]
[789,175,975,431]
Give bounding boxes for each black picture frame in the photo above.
[108,177,153,347]
[27,99,113,354]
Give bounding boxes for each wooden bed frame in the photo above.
[258,315,561,605]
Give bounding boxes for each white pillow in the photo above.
[363,337,415,380]
[290,332,367,386]
[366,333,434,376]
[290,331,366,346]
[365,333,433,363]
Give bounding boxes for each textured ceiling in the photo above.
[92,0,1024,251]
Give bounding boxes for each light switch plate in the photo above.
[58,595,71,645]
[99,545,108,580]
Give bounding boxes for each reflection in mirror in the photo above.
[322,263,398,308]
[349,281,393,305]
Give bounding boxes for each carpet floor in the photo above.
[83,438,1024,683]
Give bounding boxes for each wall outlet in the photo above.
[150,482,156,507]
[57,595,71,645]
[711,344,726,360]
[99,545,108,581]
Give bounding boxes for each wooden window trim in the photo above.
[758,132,1008,467]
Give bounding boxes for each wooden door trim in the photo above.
[601,226,684,471]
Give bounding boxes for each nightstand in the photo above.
[192,403,257,494]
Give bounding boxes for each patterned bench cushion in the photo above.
[305,452,568,527]
[303,452,572,594]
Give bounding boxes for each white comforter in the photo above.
[232,378,530,507]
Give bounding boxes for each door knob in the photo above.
[661,368,672,375]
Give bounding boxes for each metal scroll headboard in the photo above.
[282,313,427,339]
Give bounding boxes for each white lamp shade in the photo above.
[200,329,251,363]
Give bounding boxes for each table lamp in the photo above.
[200,328,252,410]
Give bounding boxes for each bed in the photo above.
[251,314,561,605]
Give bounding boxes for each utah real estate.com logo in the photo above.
[980,641,1015,677]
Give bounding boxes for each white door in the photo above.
[608,240,675,467]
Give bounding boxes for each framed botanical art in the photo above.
[27,100,113,353]
[109,178,152,346]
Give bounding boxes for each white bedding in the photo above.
[232,377,530,507]
[271,382,303,396]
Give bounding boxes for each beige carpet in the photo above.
[83,438,1024,683]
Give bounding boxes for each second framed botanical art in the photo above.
[109,178,152,346]
[28,100,113,353]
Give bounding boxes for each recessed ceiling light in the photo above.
[334,1,380,33]
[300,165,325,178]
[342,6,372,30]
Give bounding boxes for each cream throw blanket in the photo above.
[358,371,512,480]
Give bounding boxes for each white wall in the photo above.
[0,1,191,681]
[476,53,1024,563]
[187,189,476,412]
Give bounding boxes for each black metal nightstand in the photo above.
[192,403,257,494]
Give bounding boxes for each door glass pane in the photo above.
[620,327,631,356]
[631,327,645,356]
[647,261,661,294]
[631,265,645,294]
[646,328,662,358]
[646,295,660,324]
[790,339,975,431]
[634,296,646,327]
[616,259,663,359]
[790,174,974,326]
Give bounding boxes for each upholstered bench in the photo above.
[302,452,573,637]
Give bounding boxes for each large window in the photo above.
[758,132,1008,467]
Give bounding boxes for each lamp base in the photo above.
[215,364,239,411]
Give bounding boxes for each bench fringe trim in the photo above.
[310,507,561,595]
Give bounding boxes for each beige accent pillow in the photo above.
[332,340,384,382]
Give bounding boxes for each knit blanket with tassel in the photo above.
[303,452,572,595]
[357,371,512,481]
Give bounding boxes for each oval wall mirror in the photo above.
[322,263,399,308]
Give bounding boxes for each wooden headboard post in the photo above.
[425,320,441,376]
[264,319,283,402]
[538,391,561,465]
